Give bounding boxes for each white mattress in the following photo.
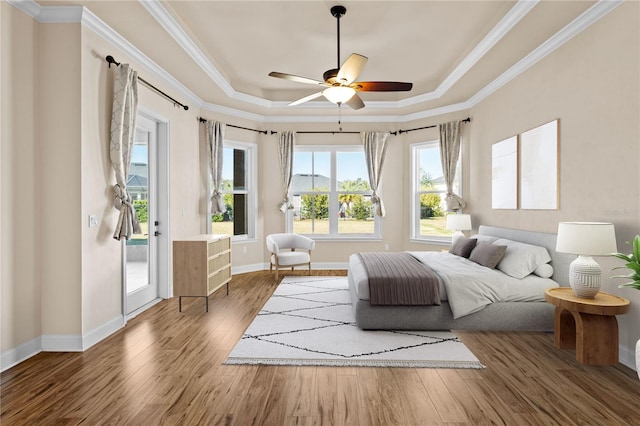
[348,251,559,319]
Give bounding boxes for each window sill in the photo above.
[303,236,383,242]
[409,238,451,246]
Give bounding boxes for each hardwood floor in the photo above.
[2,270,640,425]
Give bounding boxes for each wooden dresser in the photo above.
[173,234,232,312]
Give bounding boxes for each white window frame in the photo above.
[410,140,462,244]
[287,145,381,240]
[208,140,257,242]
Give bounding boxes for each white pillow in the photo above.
[470,234,499,245]
[533,263,554,278]
[494,238,552,279]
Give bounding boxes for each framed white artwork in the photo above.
[492,136,518,209]
[519,119,559,210]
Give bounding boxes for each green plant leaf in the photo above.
[610,235,640,292]
[612,253,632,263]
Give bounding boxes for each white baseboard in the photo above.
[41,334,83,352]
[619,344,637,372]
[1,315,125,371]
[310,262,349,270]
[232,263,267,275]
[1,336,42,372]
[82,315,124,350]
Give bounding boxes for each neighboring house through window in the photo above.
[210,140,257,240]
[289,145,380,239]
[411,140,460,242]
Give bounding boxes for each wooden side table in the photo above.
[544,288,630,365]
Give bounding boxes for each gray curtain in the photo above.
[362,131,390,217]
[439,120,466,212]
[277,131,296,212]
[110,63,141,241]
[206,120,226,214]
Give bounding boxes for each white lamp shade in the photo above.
[555,222,617,255]
[323,86,355,104]
[446,214,472,231]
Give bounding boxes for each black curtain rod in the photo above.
[106,55,189,111]
[268,130,399,135]
[198,117,268,135]
[398,117,471,134]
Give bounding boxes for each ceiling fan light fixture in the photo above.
[323,86,355,104]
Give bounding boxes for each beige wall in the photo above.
[468,2,639,365]
[1,3,42,353]
[38,23,83,337]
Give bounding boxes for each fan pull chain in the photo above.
[338,104,343,131]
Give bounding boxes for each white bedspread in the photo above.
[349,251,558,319]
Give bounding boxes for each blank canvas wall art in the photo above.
[492,136,518,209]
[519,119,559,210]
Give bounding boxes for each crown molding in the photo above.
[467,0,623,107]
[6,0,623,124]
[397,0,539,108]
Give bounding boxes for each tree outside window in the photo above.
[412,141,460,241]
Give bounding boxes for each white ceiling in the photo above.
[26,0,619,122]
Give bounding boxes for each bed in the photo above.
[348,225,573,331]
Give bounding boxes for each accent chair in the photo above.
[266,233,315,281]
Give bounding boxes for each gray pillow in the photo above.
[469,242,507,269]
[450,237,477,258]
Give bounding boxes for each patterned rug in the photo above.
[225,276,484,368]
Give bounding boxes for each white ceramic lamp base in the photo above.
[569,255,602,299]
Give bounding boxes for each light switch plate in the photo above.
[88,215,98,228]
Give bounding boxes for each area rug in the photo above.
[225,276,484,368]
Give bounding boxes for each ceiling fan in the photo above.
[269,5,413,110]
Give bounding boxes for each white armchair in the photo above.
[266,233,315,280]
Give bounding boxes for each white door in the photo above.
[125,114,161,315]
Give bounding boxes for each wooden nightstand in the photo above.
[544,288,630,365]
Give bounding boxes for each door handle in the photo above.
[154,231,162,237]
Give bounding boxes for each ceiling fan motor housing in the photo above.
[323,68,340,84]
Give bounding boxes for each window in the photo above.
[210,141,257,240]
[289,145,380,238]
[411,141,460,242]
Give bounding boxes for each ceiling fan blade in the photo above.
[269,72,327,86]
[351,81,413,92]
[345,93,365,110]
[290,91,324,106]
[336,54,368,85]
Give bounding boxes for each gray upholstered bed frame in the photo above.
[349,226,573,331]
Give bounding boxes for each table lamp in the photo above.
[446,214,472,244]
[555,222,617,298]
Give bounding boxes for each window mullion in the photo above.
[329,150,338,236]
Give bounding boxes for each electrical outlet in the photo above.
[243,246,248,254]
[384,244,389,251]
[88,215,98,228]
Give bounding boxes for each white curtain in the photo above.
[277,131,296,213]
[439,120,466,212]
[362,131,390,217]
[110,64,141,241]
[206,121,226,214]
